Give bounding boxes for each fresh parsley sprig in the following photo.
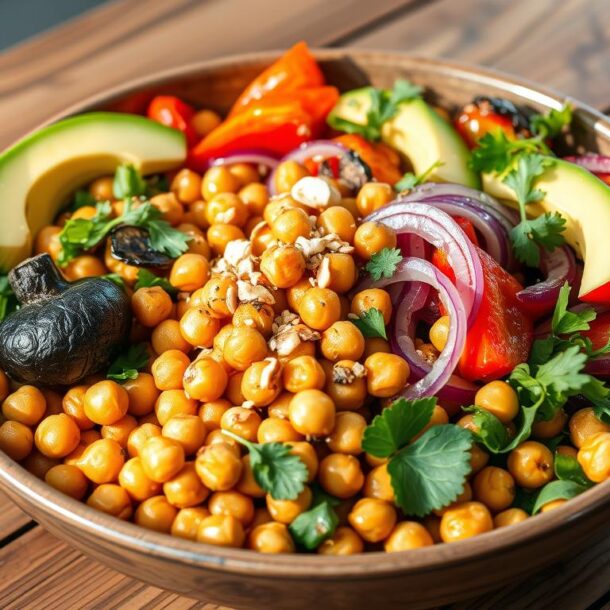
[362,398,473,517]
[328,80,422,141]
[134,269,177,296]
[289,486,340,550]
[221,430,308,500]
[365,247,402,281]
[107,343,150,382]
[395,160,444,191]
[113,163,147,199]
[530,105,573,139]
[349,308,387,340]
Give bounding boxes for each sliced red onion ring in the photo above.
[585,356,610,377]
[564,154,610,175]
[267,140,348,195]
[367,202,484,327]
[516,246,577,311]
[369,257,469,400]
[210,150,280,170]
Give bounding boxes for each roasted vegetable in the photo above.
[110,226,172,268]
[0,254,130,385]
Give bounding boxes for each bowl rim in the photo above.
[1,47,610,579]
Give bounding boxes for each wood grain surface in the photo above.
[0,0,609,608]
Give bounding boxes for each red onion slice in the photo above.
[367,202,484,327]
[370,257,468,400]
[516,246,577,310]
[267,140,348,195]
[564,154,610,175]
[210,150,280,170]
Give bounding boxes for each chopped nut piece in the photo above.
[316,255,331,288]
[332,362,367,384]
[291,176,341,209]
[225,284,238,314]
[268,311,320,356]
[259,357,281,389]
[237,280,276,305]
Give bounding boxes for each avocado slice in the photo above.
[328,87,480,188]
[483,158,610,298]
[0,112,186,272]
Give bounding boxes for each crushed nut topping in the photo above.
[259,357,281,389]
[290,176,341,209]
[316,255,332,288]
[268,310,320,356]
[332,362,367,385]
[225,283,238,314]
[236,280,275,305]
[294,233,354,273]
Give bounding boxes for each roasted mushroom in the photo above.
[0,253,131,385]
[110,225,173,267]
[319,150,372,191]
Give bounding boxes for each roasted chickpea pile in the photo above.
[2,150,609,556]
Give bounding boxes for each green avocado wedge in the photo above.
[0,112,186,272]
[483,158,610,298]
[327,87,479,188]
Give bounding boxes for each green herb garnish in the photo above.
[101,273,126,289]
[349,308,387,340]
[531,480,588,515]
[530,105,573,139]
[107,343,150,382]
[69,190,97,211]
[134,269,177,296]
[0,276,19,321]
[113,163,147,199]
[394,160,444,191]
[289,487,341,550]
[365,247,402,281]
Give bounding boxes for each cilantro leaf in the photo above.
[222,431,308,500]
[107,343,150,382]
[388,425,473,517]
[530,104,572,139]
[462,407,509,453]
[388,79,423,107]
[552,283,595,335]
[504,154,554,207]
[147,219,192,258]
[0,276,19,321]
[69,189,97,211]
[554,452,593,488]
[531,480,588,515]
[395,160,444,191]
[362,397,436,458]
[289,501,339,550]
[113,163,147,199]
[101,273,126,289]
[349,308,387,340]
[365,248,403,281]
[134,269,177,296]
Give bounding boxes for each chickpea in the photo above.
[34,413,81,458]
[286,441,318,483]
[155,390,197,426]
[317,206,357,243]
[327,411,366,455]
[232,302,275,338]
[22,450,58,479]
[140,435,185,483]
[274,161,310,194]
[474,381,519,424]
[241,360,282,407]
[150,192,184,226]
[118,457,161,502]
[162,414,206,456]
[384,521,434,553]
[348,498,397,543]
[168,253,210,292]
[356,182,394,217]
[320,252,357,294]
[171,169,202,204]
[223,326,268,371]
[151,349,189,391]
[318,526,364,556]
[87,484,132,520]
[532,409,568,439]
[44,463,89,500]
[152,319,192,354]
[171,507,210,540]
[182,200,209,230]
[413,405,450,441]
[205,429,241,454]
[250,222,275,256]
[63,255,107,280]
[61,386,93,430]
[199,399,231,431]
[472,466,515,512]
[320,321,365,362]
[494,508,529,528]
[101,415,138,448]
[83,380,129,427]
[364,353,410,398]
[260,245,306,289]
[35,225,62,257]
[207,223,246,256]
[351,288,393,325]
[71,205,98,220]
[202,166,242,200]
[235,454,265,497]
[433,482,473,517]
[256,418,302,444]
[208,490,254,526]
[163,462,210,508]
[130,286,173,328]
[540,499,568,513]
[248,522,295,553]
[77,438,124,484]
[298,287,341,331]
[508,441,554,489]
[196,276,238,319]
[271,207,313,243]
[266,486,312,524]
[195,443,242,491]
[239,183,269,216]
[289,390,335,437]
[226,371,246,405]
[192,109,221,138]
[87,175,113,200]
[425,315,449,352]
[281,355,325,394]
[324,362,368,411]
[363,464,394,502]
[362,338,391,360]
[577,432,610,482]
[468,443,489,475]
[135,495,178,532]
[220,406,262,443]
[197,514,245,548]
[353,221,397,260]
[0,420,34,460]
[2,385,46,426]
[556,445,578,459]
[569,407,610,448]
[126,422,161,458]
[124,373,160,417]
[182,357,228,403]
[179,307,220,348]
[439,501,493,543]
[181,226,211,258]
[319,453,364,499]
[205,192,248,227]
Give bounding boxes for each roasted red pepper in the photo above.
[581,280,610,306]
[433,246,533,382]
[229,42,325,116]
[581,311,610,351]
[148,96,198,147]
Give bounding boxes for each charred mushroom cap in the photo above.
[472,96,533,135]
[319,150,372,191]
[0,253,131,386]
[110,225,173,268]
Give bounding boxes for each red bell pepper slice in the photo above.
[454,106,517,149]
[580,280,610,305]
[148,96,198,147]
[229,42,325,117]
[433,246,533,382]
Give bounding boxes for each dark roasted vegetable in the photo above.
[110,225,173,267]
[319,150,372,191]
[0,254,131,385]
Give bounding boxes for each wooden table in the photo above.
[1,0,610,608]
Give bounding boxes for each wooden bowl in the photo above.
[1,50,610,610]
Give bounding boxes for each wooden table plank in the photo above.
[349,0,610,109]
[0,491,32,542]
